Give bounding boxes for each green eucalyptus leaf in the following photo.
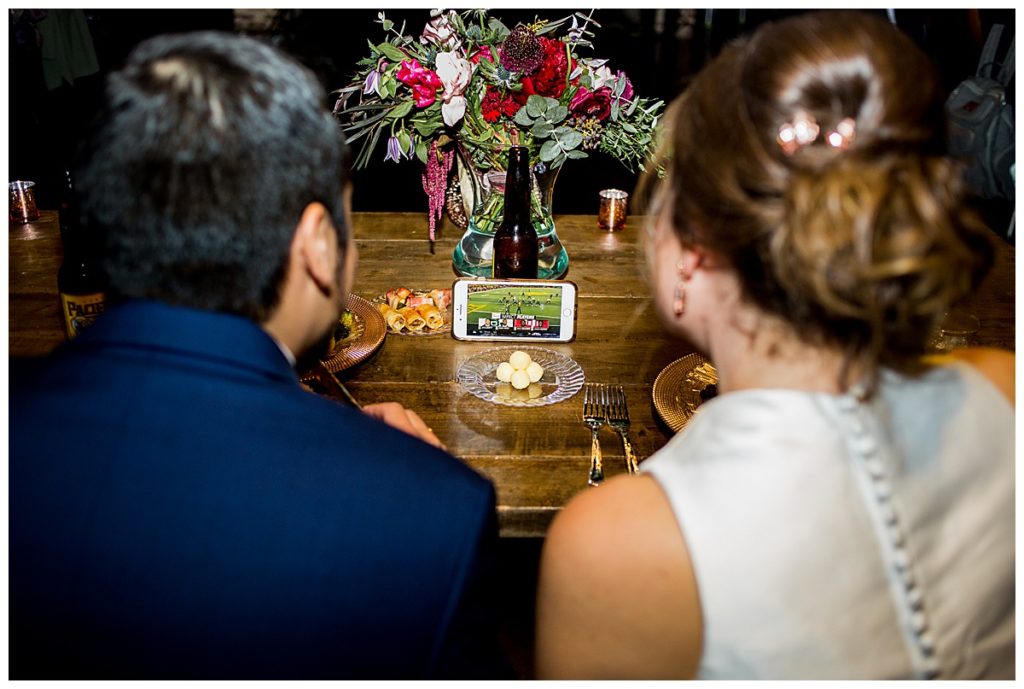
[553,125,574,138]
[626,98,639,116]
[514,108,536,127]
[532,122,554,138]
[565,149,588,160]
[611,100,620,120]
[381,18,393,32]
[526,95,547,118]
[552,152,567,168]
[546,105,568,123]
[540,140,560,162]
[559,130,583,149]
[622,122,638,134]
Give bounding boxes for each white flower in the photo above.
[421,11,460,50]
[435,52,474,127]
[591,64,615,90]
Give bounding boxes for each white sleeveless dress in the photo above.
[642,362,1014,679]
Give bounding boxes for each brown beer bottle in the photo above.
[57,170,106,339]
[492,146,538,279]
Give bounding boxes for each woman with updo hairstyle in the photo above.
[536,11,1013,680]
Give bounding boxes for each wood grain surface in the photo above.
[9,211,1016,536]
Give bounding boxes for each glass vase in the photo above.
[451,156,569,279]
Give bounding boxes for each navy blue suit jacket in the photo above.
[10,300,508,679]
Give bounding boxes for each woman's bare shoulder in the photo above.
[536,474,703,679]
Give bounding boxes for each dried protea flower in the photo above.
[500,25,544,74]
[574,117,604,151]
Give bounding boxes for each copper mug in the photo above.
[10,180,39,223]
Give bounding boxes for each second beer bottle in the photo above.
[492,146,538,279]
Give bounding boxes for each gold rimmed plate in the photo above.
[320,294,387,373]
[652,353,718,432]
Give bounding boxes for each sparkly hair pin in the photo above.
[777,114,856,156]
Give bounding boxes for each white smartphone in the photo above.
[451,278,577,342]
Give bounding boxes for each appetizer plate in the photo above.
[320,294,387,373]
[373,289,452,336]
[457,346,585,407]
[651,353,718,432]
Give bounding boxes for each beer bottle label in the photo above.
[60,292,106,339]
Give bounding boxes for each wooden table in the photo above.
[9,211,1017,536]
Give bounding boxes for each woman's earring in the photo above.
[673,282,686,316]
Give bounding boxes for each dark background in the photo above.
[8,8,1015,219]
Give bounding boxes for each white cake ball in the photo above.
[510,369,531,390]
[509,350,532,371]
[526,361,544,382]
[496,361,515,383]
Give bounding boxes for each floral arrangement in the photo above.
[334,9,664,240]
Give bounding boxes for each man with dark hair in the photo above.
[10,32,508,680]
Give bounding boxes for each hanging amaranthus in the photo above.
[421,141,454,243]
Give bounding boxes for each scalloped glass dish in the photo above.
[457,346,585,407]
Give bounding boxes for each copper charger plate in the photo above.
[652,353,718,432]
[320,294,387,373]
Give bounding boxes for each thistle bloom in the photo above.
[435,52,473,127]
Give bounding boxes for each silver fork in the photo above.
[605,385,640,475]
[583,383,605,486]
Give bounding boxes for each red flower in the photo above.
[396,59,443,107]
[482,86,522,123]
[501,97,521,118]
[569,86,613,121]
[514,38,571,103]
[532,38,570,98]
[469,47,495,64]
[481,86,504,123]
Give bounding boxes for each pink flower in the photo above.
[397,59,443,107]
[434,51,474,126]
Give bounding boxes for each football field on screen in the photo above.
[466,286,563,328]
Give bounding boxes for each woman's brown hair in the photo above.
[647,11,995,381]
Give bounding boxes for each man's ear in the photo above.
[293,202,337,296]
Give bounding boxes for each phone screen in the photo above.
[464,283,568,339]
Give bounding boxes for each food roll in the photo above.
[417,303,444,330]
[377,303,407,332]
[398,306,426,331]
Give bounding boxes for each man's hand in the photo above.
[362,402,445,449]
